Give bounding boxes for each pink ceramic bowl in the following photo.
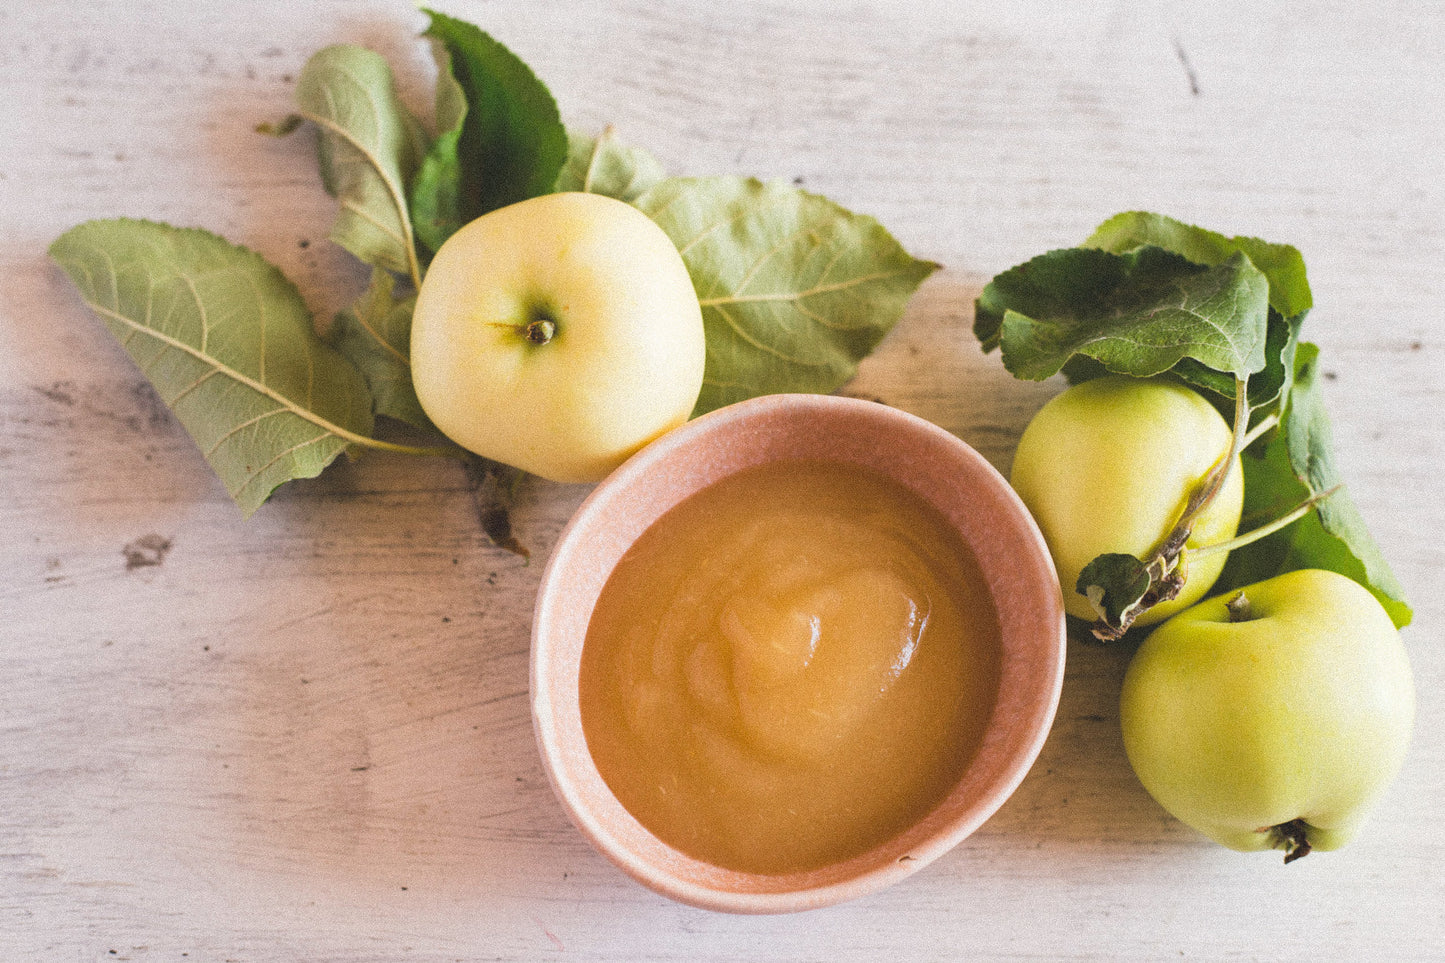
[531,393,1065,914]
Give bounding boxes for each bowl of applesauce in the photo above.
[531,393,1065,913]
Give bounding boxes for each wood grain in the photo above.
[3,1,1442,960]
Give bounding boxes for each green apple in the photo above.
[410,192,706,483]
[1121,569,1415,860]
[1009,376,1244,626]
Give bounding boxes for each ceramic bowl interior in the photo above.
[531,393,1065,914]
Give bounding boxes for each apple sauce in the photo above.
[579,459,1000,875]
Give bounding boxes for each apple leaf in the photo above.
[410,10,568,255]
[1077,211,1311,416]
[1059,306,1304,425]
[326,268,431,429]
[50,219,376,516]
[1215,343,1412,627]
[1168,306,1303,419]
[1083,211,1312,320]
[637,176,938,415]
[293,44,428,288]
[555,127,666,203]
[409,36,468,259]
[975,245,1270,383]
[1076,553,1157,636]
[983,213,1406,631]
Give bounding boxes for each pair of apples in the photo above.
[1012,377,1414,861]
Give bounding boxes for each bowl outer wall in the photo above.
[530,393,1066,913]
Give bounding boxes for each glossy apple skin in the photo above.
[1008,376,1244,626]
[1121,569,1415,855]
[411,192,705,483]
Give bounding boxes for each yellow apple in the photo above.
[410,192,705,483]
[1009,376,1244,626]
[1121,569,1415,860]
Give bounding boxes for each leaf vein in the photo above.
[77,298,371,448]
[698,266,918,306]
[675,189,790,257]
[204,406,289,458]
[165,368,222,408]
[707,303,831,368]
[300,105,420,287]
[230,430,335,501]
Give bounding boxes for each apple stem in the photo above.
[348,436,469,459]
[525,318,557,344]
[1225,591,1253,622]
[1269,819,1314,863]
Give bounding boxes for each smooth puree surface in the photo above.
[578,459,1001,875]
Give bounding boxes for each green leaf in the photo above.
[976,245,1270,382]
[637,176,938,415]
[555,127,666,202]
[295,44,428,287]
[1076,553,1156,638]
[1215,343,1411,627]
[1059,307,1303,424]
[1240,308,1304,416]
[1078,212,1311,416]
[326,268,431,429]
[409,39,468,256]
[410,10,568,254]
[50,219,376,517]
[1084,211,1312,320]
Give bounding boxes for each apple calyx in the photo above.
[1266,818,1314,864]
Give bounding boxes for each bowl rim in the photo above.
[531,393,1065,914]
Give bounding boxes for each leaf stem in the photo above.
[1206,378,1252,516]
[347,435,468,459]
[1188,485,1341,561]
[1241,410,1280,450]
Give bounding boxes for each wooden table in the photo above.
[4,1,1441,959]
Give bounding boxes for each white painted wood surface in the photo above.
[3,0,1442,959]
